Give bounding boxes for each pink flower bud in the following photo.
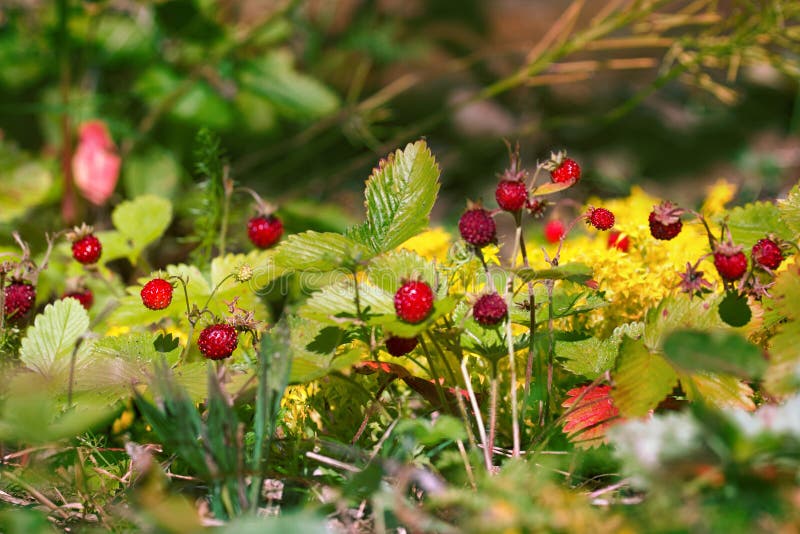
[71,120,121,206]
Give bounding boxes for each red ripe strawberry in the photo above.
[751,238,783,270]
[648,201,683,241]
[63,289,93,310]
[587,207,615,231]
[4,281,35,320]
[473,292,507,326]
[394,280,434,324]
[550,158,581,184]
[385,336,418,356]
[72,234,102,265]
[607,231,630,252]
[197,323,238,360]
[247,215,283,249]
[544,220,565,244]
[714,241,748,282]
[458,208,496,248]
[140,278,174,310]
[495,179,528,212]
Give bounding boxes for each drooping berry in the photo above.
[385,336,418,357]
[587,207,615,231]
[550,158,581,184]
[714,241,748,282]
[473,292,508,326]
[458,208,496,248]
[197,323,238,360]
[63,289,93,310]
[394,280,434,324]
[140,278,174,310]
[607,231,630,252]
[247,215,283,249]
[648,201,684,241]
[495,179,528,212]
[751,238,783,270]
[526,198,547,218]
[4,281,36,320]
[71,233,102,265]
[544,220,565,244]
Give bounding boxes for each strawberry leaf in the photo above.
[20,298,92,378]
[778,182,800,234]
[663,329,766,380]
[561,384,620,448]
[347,141,441,254]
[612,338,677,417]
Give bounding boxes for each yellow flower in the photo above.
[701,179,737,215]
[106,325,131,337]
[163,326,188,346]
[399,227,452,261]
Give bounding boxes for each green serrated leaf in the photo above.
[347,141,441,254]
[682,372,754,411]
[764,261,800,396]
[154,333,181,353]
[286,316,363,383]
[20,299,90,377]
[723,201,793,246]
[778,182,800,234]
[643,294,722,351]
[367,249,438,294]
[111,195,173,263]
[612,338,677,417]
[556,337,618,379]
[663,329,766,379]
[298,281,395,324]
[275,231,369,272]
[516,262,593,284]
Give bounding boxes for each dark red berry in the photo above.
[714,241,748,282]
[495,180,528,212]
[63,289,93,310]
[458,208,496,248]
[247,215,283,249]
[607,231,630,252]
[752,238,783,270]
[197,323,238,360]
[544,220,565,244]
[587,207,615,231]
[72,234,102,264]
[473,292,508,326]
[550,158,581,184]
[385,336,418,356]
[648,201,684,241]
[140,278,174,310]
[394,280,434,324]
[4,282,35,321]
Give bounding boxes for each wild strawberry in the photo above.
[63,289,93,310]
[751,238,783,270]
[607,231,630,252]
[648,201,683,241]
[247,214,283,249]
[458,208,496,248]
[69,224,102,265]
[550,158,581,184]
[197,323,238,360]
[4,281,35,321]
[714,241,748,282]
[526,198,548,218]
[394,280,434,324]
[544,220,565,244]
[587,207,615,231]
[385,336,418,356]
[495,180,528,212]
[472,292,508,326]
[141,278,174,310]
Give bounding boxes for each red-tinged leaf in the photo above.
[584,279,599,290]
[561,384,621,448]
[532,180,575,196]
[401,376,471,415]
[353,360,411,378]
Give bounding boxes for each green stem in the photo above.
[418,337,451,414]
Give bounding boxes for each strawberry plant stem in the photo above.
[487,365,499,469]
[461,357,492,472]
